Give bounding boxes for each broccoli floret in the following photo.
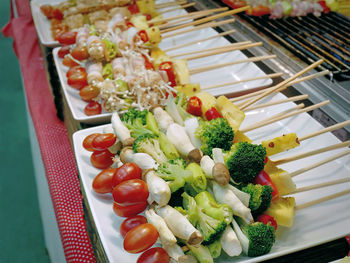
[195,118,234,156]
[241,183,273,216]
[182,192,227,245]
[224,142,266,184]
[184,163,207,197]
[121,109,153,138]
[232,218,275,257]
[187,244,213,263]
[207,240,222,259]
[132,133,167,164]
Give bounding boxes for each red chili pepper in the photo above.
[187,96,202,116]
[141,54,154,70]
[205,107,222,120]
[318,1,330,13]
[159,61,177,87]
[165,91,177,99]
[145,14,152,21]
[128,3,140,14]
[256,214,277,231]
[138,30,149,43]
[253,170,279,200]
[126,21,135,28]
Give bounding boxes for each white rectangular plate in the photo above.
[73,92,350,262]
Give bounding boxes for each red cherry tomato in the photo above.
[62,55,79,68]
[128,3,140,14]
[120,215,148,238]
[205,107,222,120]
[58,45,71,58]
[83,133,101,151]
[112,163,142,188]
[79,85,100,102]
[187,96,202,117]
[71,45,89,61]
[52,23,69,41]
[159,61,176,87]
[52,8,64,20]
[253,170,279,200]
[92,167,117,194]
[137,247,170,263]
[84,101,102,116]
[57,31,77,45]
[92,133,117,151]
[246,5,270,16]
[67,66,88,90]
[318,1,330,13]
[113,179,149,206]
[256,214,278,231]
[124,223,159,254]
[90,149,114,169]
[113,202,148,217]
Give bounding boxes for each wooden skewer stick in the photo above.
[239,59,324,110]
[163,19,235,39]
[299,120,350,142]
[287,177,350,196]
[245,94,309,111]
[295,188,350,210]
[190,55,276,75]
[204,72,283,90]
[159,2,196,14]
[161,7,249,34]
[164,29,236,52]
[289,149,350,178]
[240,100,330,133]
[156,1,187,9]
[273,140,350,165]
[230,70,329,103]
[172,41,252,58]
[158,11,217,30]
[150,7,229,25]
[184,42,263,61]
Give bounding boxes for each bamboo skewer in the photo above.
[163,19,235,39]
[299,120,350,142]
[156,1,187,9]
[190,55,276,75]
[295,188,350,210]
[240,100,330,133]
[287,177,350,196]
[204,72,283,90]
[288,149,350,178]
[164,29,236,52]
[172,41,252,58]
[239,59,324,110]
[161,7,249,34]
[245,94,309,111]
[273,140,350,165]
[159,2,196,14]
[184,42,263,61]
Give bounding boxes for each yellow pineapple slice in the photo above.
[175,83,201,97]
[216,96,245,131]
[145,26,162,46]
[233,130,252,143]
[265,160,296,196]
[195,92,217,114]
[265,197,296,227]
[150,48,171,69]
[172,59,190,85]
[136,0,158,18]
[130,15,149,30]
[262,133,300,156]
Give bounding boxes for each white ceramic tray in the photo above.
[72,92,350,262]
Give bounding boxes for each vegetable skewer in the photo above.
[245,94,309,111]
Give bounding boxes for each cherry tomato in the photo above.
[120,215,147,238]
[79,85,100,101]
[113,202,148,217]
[205,107,222,120]
[62,55,79,68]
[52,24,69,40]
[83,133,101,151]
[90,149,114,169]
[253,170,279,200]
[92,133,117,151]
[57,31,77,45]
[71,45,89,61]
[318,0,331,13]
[187,96,202,117]
[113,179,148,206]
[58,46,71,58]
[67,66,88,90]
[128,3,140,14]
[52,8,64,20]
[256,214,278,231]
[246,5,270,16]
[159,61,176,87]
[228,0,247,9]
[124,223,159,254]
[92,167,117,194]
[112,163,142,188]
[84,101,102,116]
[137,247,170,263]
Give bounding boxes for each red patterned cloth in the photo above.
[2,0,96,262]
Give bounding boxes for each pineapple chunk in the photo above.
[265,197,296,228]
[195,92,217,114]
[262,133,300,156]
[172,59,190,85]
[147,14,163,26]
[175,83,200,97]
[136,0,159,18]
[265,160,296,195]
[145,26,162,46]
[130,15,149,30]
[216,96,245,131]
[233,130,252,143]
[150,48,171,69]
